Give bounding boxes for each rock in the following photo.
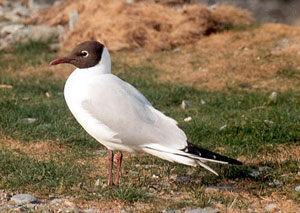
[219,124,227,130]
[265,203,277,212]
[135,206,143,210]
[3,11,21,23]
[22,25,64,41]
[45,92,51,98]
[82,208,101,213]
[162,210,176,213]
[276,38,292,49]
[170,174,177,180]
[185,207,219,213]
[258,166,272,172]
[205,187,219,193]
[184,116,192,122]
[176,175,190,182]
[50,198,68,205]
[49,42,60,51]
[172,47,181,52]
[152,174,159,178]
[20,118,37,124]
[200,99,206,104]
[93,150,107,156]
[10,194,37,205]
[264,120,274,125]
[0,25,64,50]
[29,0,59,12]
[268,180,283,187]
[269,92,278,102]
[181,100,192,109]
[94,179,101,187]
[0,84,13,89]
[205,186,235,193]
[69,10,78,31]
[249,171,260,178]
[1,24,24,35]
[160,181,171,187]
[295,185,300,191]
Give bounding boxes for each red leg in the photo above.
[108,150,114,186]
[115,152,123,185]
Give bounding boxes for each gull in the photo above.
[50,41,242,186]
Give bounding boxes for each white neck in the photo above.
[77,47,111,75]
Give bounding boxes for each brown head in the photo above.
[50,41,105,68]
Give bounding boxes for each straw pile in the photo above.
[28,0,252,51]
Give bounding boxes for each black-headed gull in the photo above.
[50,41,242,186]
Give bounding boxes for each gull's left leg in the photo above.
[115,151,123,185]
[108,150,114,186]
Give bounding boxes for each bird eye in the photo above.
[80,50,89,57]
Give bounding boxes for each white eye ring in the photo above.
[81,50,89,57]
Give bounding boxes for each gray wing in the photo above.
[81,74,187,150]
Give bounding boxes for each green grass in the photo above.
[0,148,89,196]
[0,41,299,210]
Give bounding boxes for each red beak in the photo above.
[49,57,72,66]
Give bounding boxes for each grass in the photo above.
[0,40,299,211]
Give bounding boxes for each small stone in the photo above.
[173,47,181,52]
[10,194,37,205]
[45,92,50,98]
[184,116,192,122]
[152,174,159,178]
[29,0,59,12]
[185,207,219,213]
[0,84,13,89]
[160,181,171,187]
[295,185,300,191]
[181,100,192,109]
[258,166,272,172]
[93,150,107,156]
[205,187,219,193]
[94,179,101,187]
[249,171,260,178]
[20,118,37,124]
[264,120,274,125]
[135,206,143,210]
[200,99,206,104]
[169,174,177,181]
[265,203,277,212]
[50,198,68,205]
[49,43,60,51]
[176,175,190,182]
[162,210,176,213]
[268,180,283,187]
[269,92,278,102]
[69,10,79,31]
[205,186,235,193]
[82,207,101,213]
[219,124,227,130]
[126,0,135,3]
[1,24,24,35]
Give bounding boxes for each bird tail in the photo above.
[143,142,242,176]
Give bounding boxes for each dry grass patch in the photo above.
[0,138,67,161]
[116,23,300,91]
[27,0,251,52]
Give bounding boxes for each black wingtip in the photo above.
[183,142,243,165]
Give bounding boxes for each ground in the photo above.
[0,23,299,212]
